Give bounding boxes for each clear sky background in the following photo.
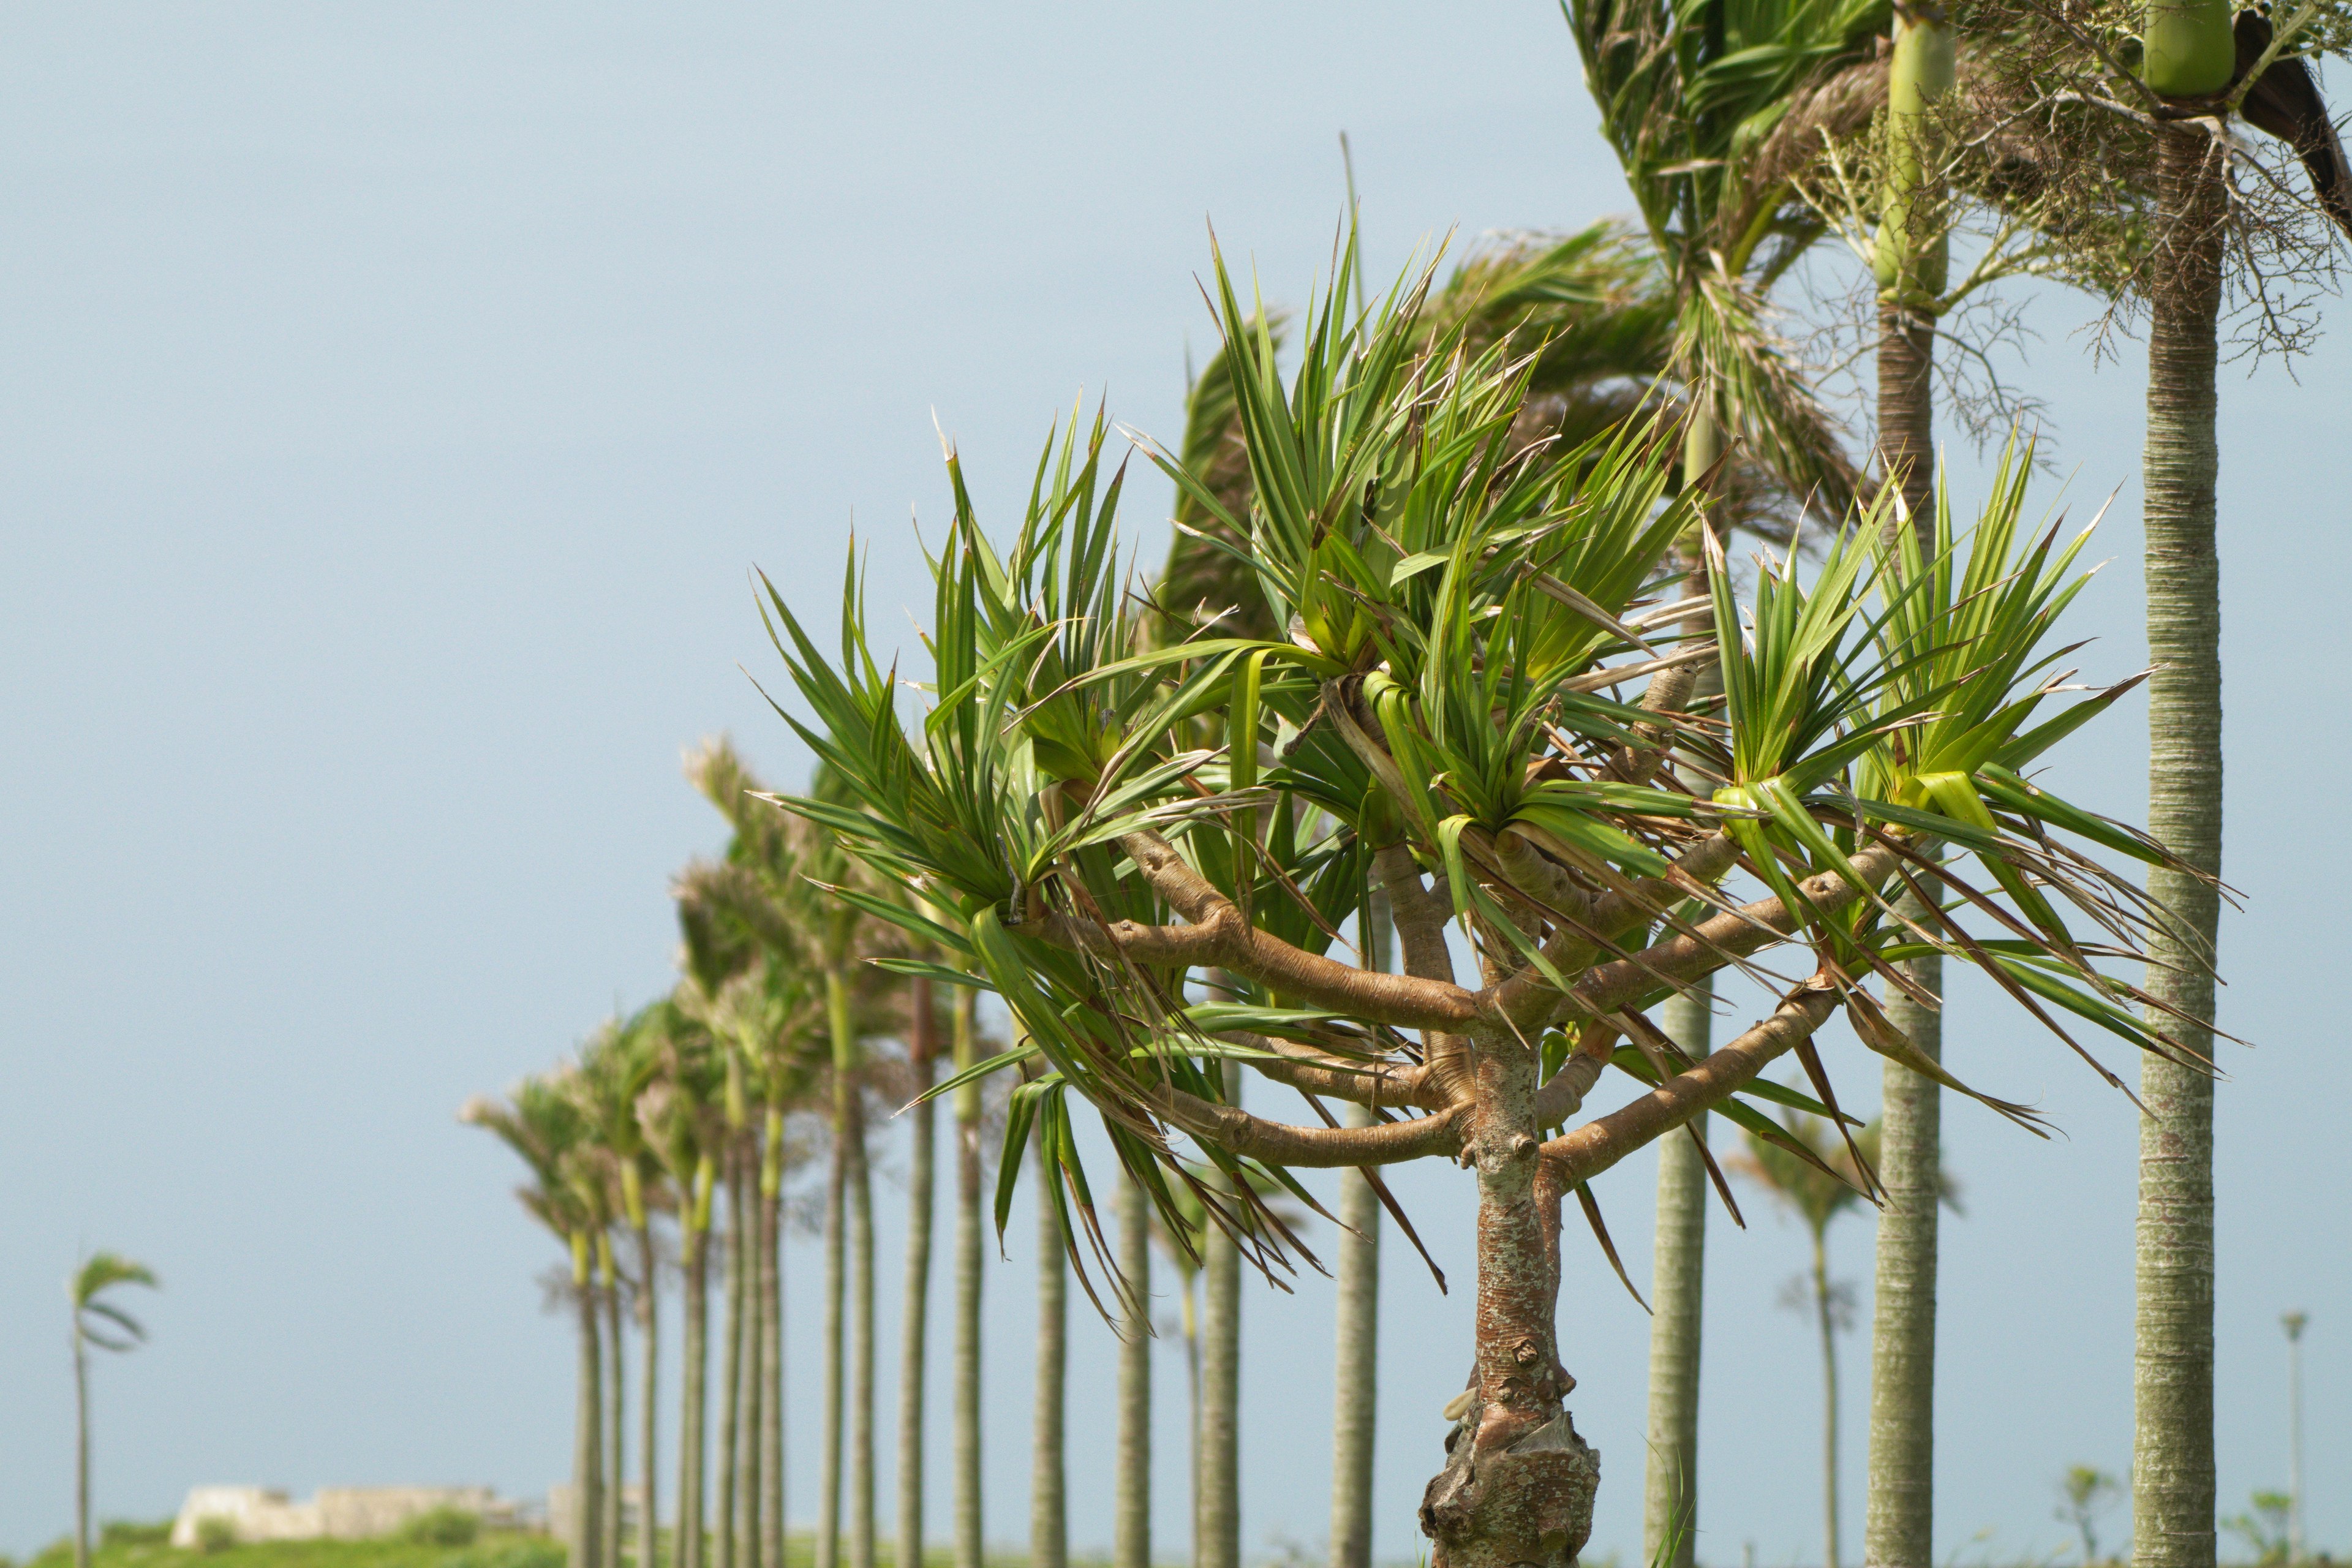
[4,4,2346,1566]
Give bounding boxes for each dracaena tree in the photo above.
[761,245,2189,1568]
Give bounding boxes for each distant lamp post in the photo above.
[2282,1311,2309,1567]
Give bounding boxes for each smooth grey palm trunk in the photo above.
[638,1226,661,1568]
[73,1328,92,1568]
[1115,1171,1152,1568]
[898,979,937,1568]
[1033,1140,1069,1568]
[1813,1234,1842,1568]
[1199,1197,1240,1568]
[2134,119,2223,1568]
[682,1233,711,1568]
[1330,1103,1381,1568]
[1866,285,1943,1568]
[740,1148,764,1568]
[761,1172,785,1568]
[577,1266,608,1568]
[850,1104,878,1568]
[952,987,985,1568]
[718,1152,747,1568]
[1644,979,1711,1568]
[605,1248,628,1567]
[818,1128,847,1568]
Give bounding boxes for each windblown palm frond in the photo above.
[70,1254,158,1352]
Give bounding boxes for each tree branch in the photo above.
[1152,1086,1468,1168]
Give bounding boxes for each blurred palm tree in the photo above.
[70,1253,158,1568]
[463,1077,606,1568]
[576,1020,664,1568]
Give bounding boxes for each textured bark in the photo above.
[1877,303,1936,523]
[682,1229,710,1568]
[638,1226,659,1568]
[578,1259,607,1568]
[760,1120,785,1568]
[717,1151,745,1568]
[1116,1170,1153,1568]
[1033,1140,1069,1568]
[1867,273,1943,1568]
[1330,1099,1381,1568]
[850,1102,878,1568]
[1420,1032,1599,1568]
[1643,980,1711,1568]
[898,979,937,1568]
[605,1243,628,1568]
[1866,959,1941,1568]
[818,1127,847,1568]
[1199,1177,1242,1568]
[1813,1234,1842,1568]
[2135,119,2224,1568]
[952,987,985,1568]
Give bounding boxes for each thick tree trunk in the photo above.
[1199,1180,1241,1568]
[1330,1102,1381,1568]
[761,1114,785,1568]
[577,1242,608,1568]
[952,987,985,1568]
[1814,1235,1842,1568]
[818,1129,848,1568]
[1643,981,1711,1568]
[850,1099,878,1568]
[683,1223,710,1568]
[74,1331,91,1568]
[1116,1170,1153,1568]
[718,1148,745,1568]
[899,979,938,1568]
[605,1237,628,1567]
[740,1142,764,1568]
[2135,119,2224,1568]
[1867,216,1943,1568]
[638,1225,660,1568]
[1419,1033,1598,1568]
[1033,1139,1069,1568]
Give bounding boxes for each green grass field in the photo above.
[9,1525,1102,1568]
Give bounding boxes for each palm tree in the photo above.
[1731,1118,1888,1568]
[897,973,940,1568]
[70,1253,158,1568]
[1115,1169,1152,1568]
[464,1077,606,1568]
[578,1022,663,1568]
[639,1009,725,1568]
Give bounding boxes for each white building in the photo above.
[168,1485,523,1547]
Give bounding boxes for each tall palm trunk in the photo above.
[73,1325,91,1568]
[603,1235,628,1567]
[1644,982,1711,1568]
[2134,118,2225,1568]
[683,1163,715,1568]
[761,1110,786,1568]
[1865,22,1951,1564]
[637,1223,660,1568]
[1033,1140,1069,1568]
[1330,897,1386,1568]
[1182,1272,1202,1568]
[718,1147,746,1568]
[1199,1187,1240,1568]
[1813,1231,1842,1568]
[818,1102,848,1568]
[575,1234,608,1568]
[899,977,938,1568]
[1115,1170,1152,1568]
[1330,1105,1381,1568]
[1645,497,1717,1568]
[850,1101,878,1568]
[740,1137,764,1568]
[951,986,985,1568]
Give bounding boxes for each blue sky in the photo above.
[3,4,2346,1565]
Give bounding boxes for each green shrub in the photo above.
[434,1541,562,1568]
[399,1510,479,1549]
[100,1525,173,1550]
[193,1519,238,1555]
